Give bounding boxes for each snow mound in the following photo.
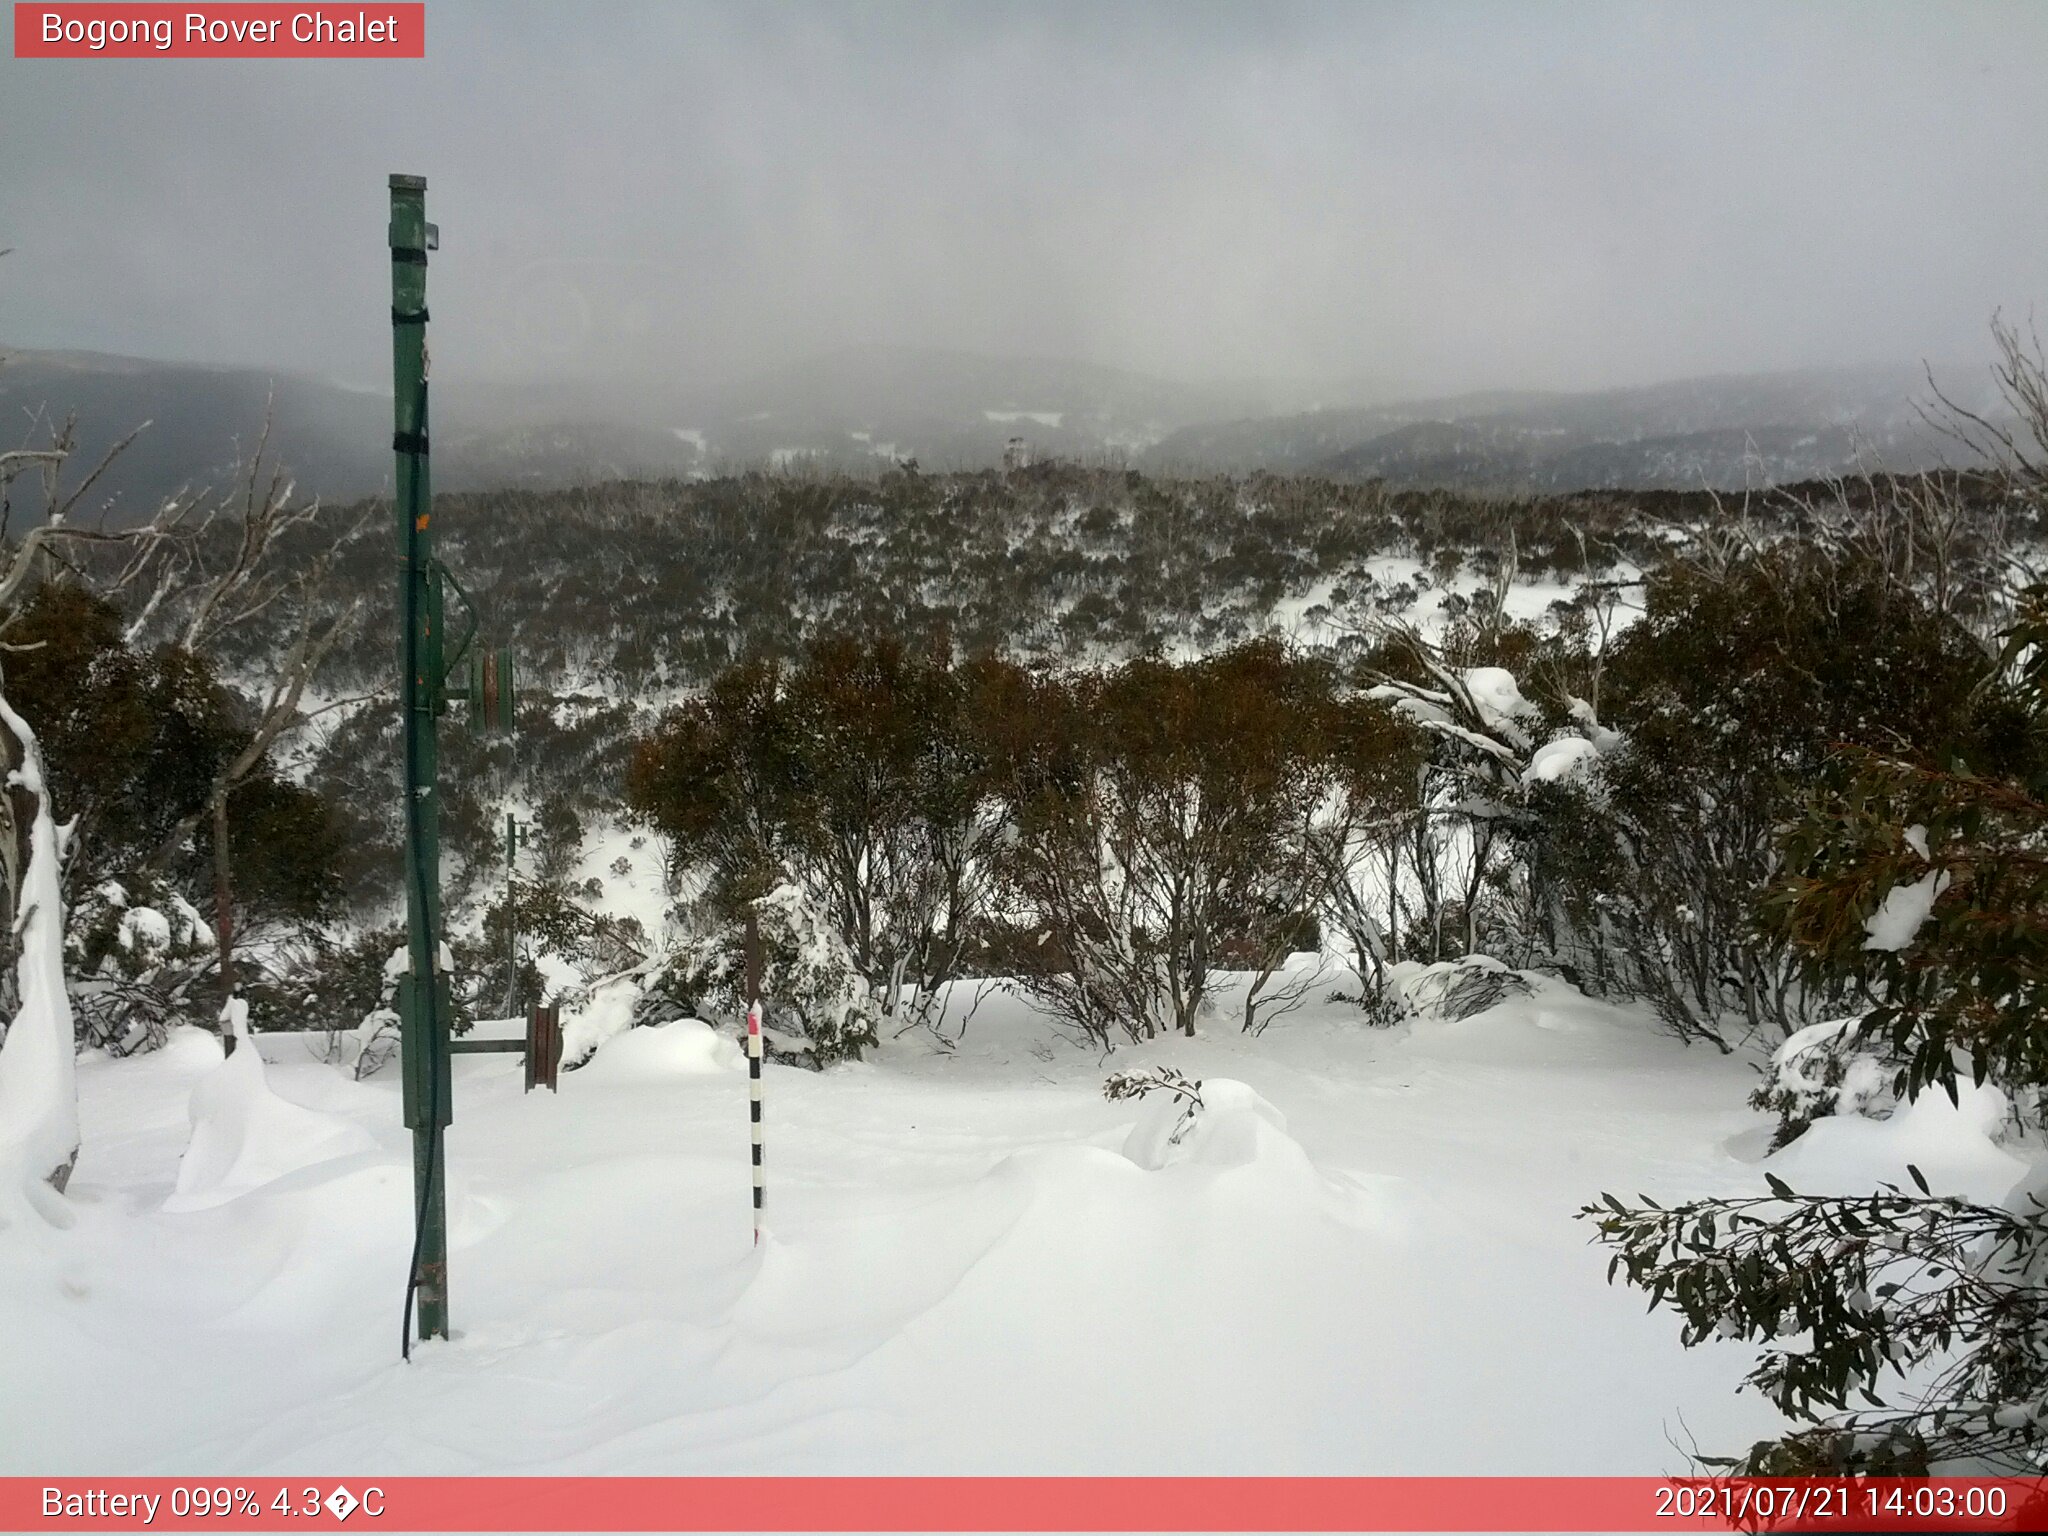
[736,1078,1398,1386]
[166,1044,377,1212]
[157,1024,227,1073]
[1121,1078,1296,1172]
[577,1019,742,1082]
[1766,1077,2028,1205]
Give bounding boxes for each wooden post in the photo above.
[522,1003,561,1093]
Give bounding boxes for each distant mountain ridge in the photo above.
[0,342,1993,522]
[0,348,392,522]
[1143,363,1990,489]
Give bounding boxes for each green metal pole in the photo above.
[390,173,449,1347]
[505,813,520,1014]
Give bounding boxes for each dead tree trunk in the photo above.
[212,790,235,1051]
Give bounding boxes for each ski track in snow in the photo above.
[6,970,2012,1476]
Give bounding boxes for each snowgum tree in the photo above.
[0,382,194,1211]
[0,430,351,1052]
[119,437,365,1013]
[1363,625,1554,964]
[990,642,1337,1044]
[1585,580,2048,1475]
[0,694,81,1208]
[1359,617,1632,1007]
[627,639,1008,1035]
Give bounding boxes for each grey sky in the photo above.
[2,0,2044,400]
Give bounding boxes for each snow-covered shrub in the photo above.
[456,879,643,1015]
[278,923,401,1026]
[995,643,1338,1044]
[66,875,217,1053]
[1554,535,2005,1046]
[1749,1015,1895,1150]
[1384,955,1533,1022]
[1322,979,1406,1028]
[347,1006,401,1081]
[639,882,878,1067]
[1591,432,2048,1478]
[261,928,416,1078]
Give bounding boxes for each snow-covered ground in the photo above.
[4,968,2023,1476]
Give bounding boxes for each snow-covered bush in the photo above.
[346,1006,401,1081]
[1591,521,2048,1473]
[995,643,1338,1044]
[1550,534,2004,1046]
[638,882,878,1067]
[1383,955,1534,1022]
[251,928,421,1078]
[67,875,217,1053]
[1749,1015,1895,1150]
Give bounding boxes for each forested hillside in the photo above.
[10,348,2048,1482]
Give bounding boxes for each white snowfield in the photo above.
[1,969,2021,1476]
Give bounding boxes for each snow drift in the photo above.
[167,1039,377,1213]
[575,1018,743,1082]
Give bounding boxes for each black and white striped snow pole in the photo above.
[747,998,764,1245]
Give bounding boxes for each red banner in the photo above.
[12,5,424,58]
[5,1477,2048,1532]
